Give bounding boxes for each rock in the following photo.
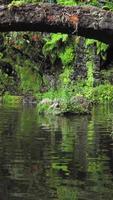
[38,96,92,115]
[49,99,60,109]
[39,98,52,105]
[23,95,37,104]
[60,96,92,115]
[70,96,92,111]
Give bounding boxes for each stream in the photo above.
[0,104,113,200]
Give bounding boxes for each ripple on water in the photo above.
[0,104,113,199]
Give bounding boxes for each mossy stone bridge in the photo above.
[0,3,113,44]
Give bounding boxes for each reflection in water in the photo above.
[0,105,113,199]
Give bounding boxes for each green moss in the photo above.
[8,0,40,8]
[3,92,22,105]
[57,0,77,6]
[8,1,25,8]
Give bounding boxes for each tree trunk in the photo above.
[0,3,113,44]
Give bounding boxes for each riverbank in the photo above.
[0,93,92,115]
[1,82,113,115]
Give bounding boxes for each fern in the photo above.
[59,46,74,65]
[96,41,108,55]
[43,33,68,55]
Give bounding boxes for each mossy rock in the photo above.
[60,96,92,115]
[23,94,37,104]
[38,96,92,115]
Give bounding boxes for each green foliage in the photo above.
[88,0,98,6]
[0,71,16,95]
[1,0,113,112]
[43,33,68,55]
[59,66,73,87]
[102,2,113,11]
[2,92,22,105]
[37,103,50,114]
[86,61,94,87]
[100,69,113,82]
[17,65,42,93]
[43,33,69,65]
[96,41,108,55]
[43,90,57,99]
[85,39,96,47]
[85,39,108,55]
[59,46,74,66]
[93,84,113,103]
[43,33,75,71]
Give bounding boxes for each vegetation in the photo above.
[0,0,113,114]
[0,1,113,199]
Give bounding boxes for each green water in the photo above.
[0,104,113,200]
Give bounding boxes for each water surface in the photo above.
[0,104,113,200]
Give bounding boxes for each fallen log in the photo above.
[0,3,113,44]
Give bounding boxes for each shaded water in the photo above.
[0,104,113,200]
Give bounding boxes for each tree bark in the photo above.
[0,3,113,44]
